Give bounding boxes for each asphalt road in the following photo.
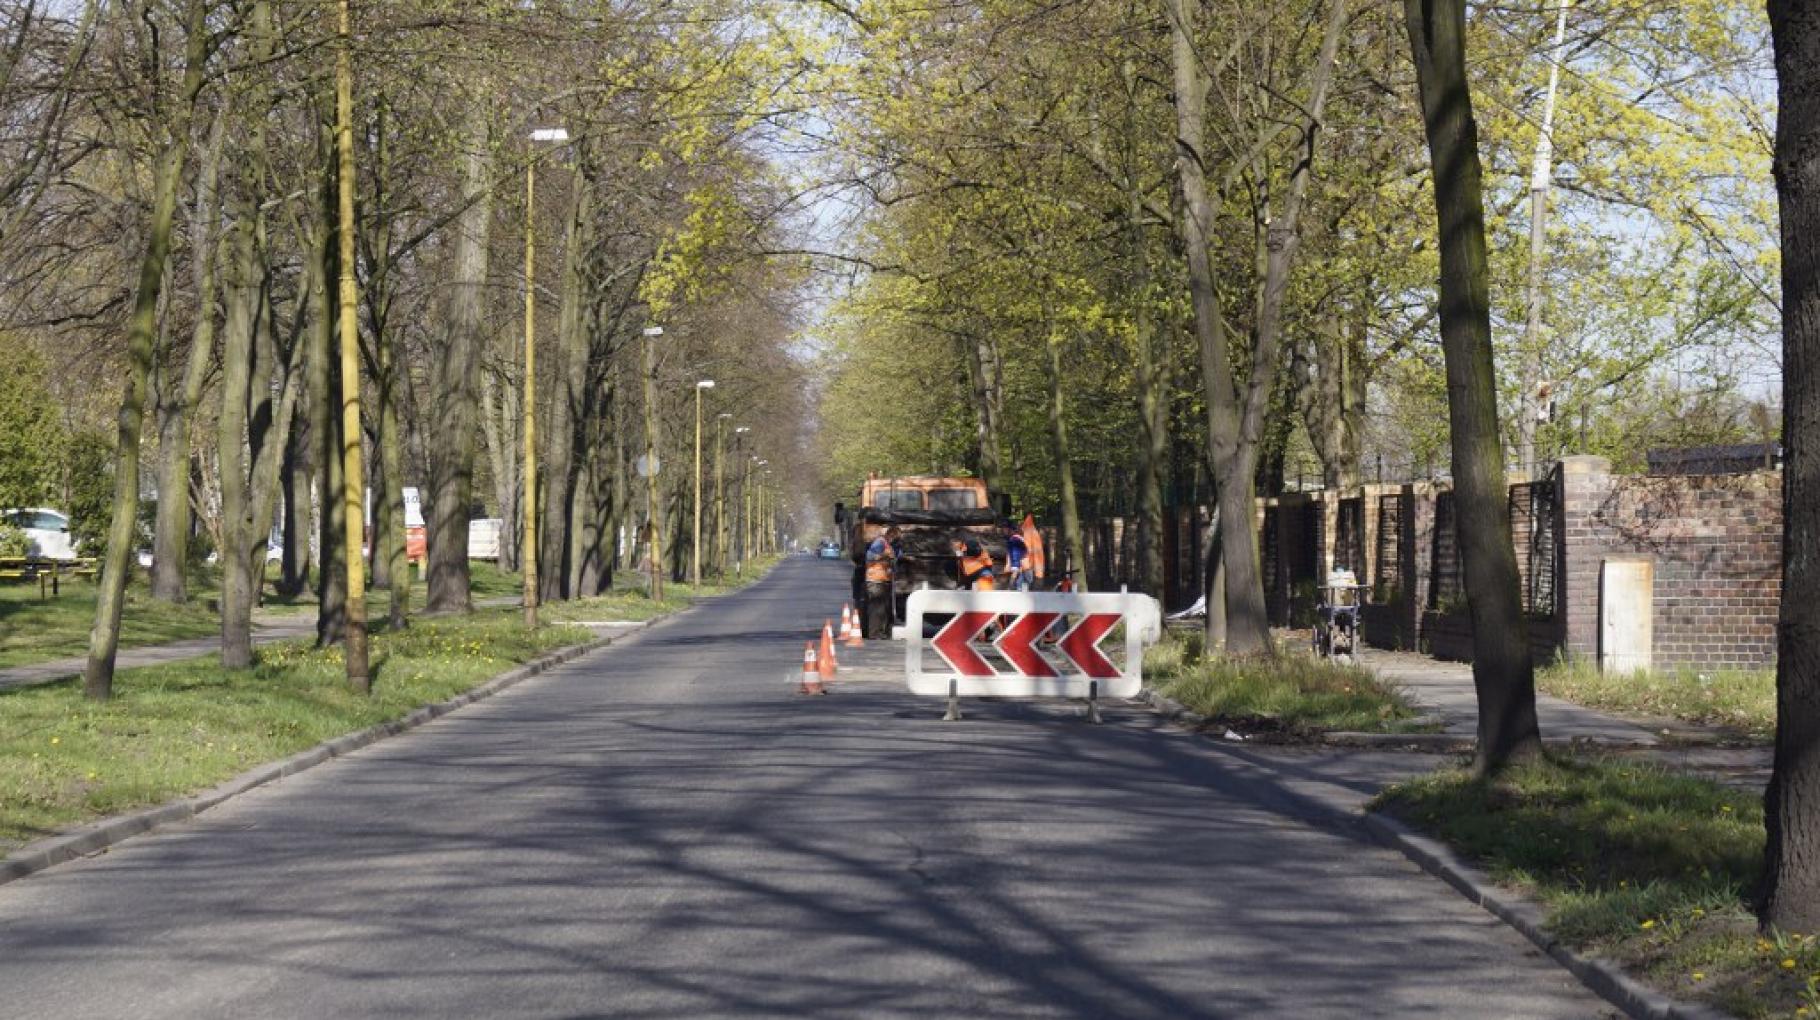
[0,557,1614,1019]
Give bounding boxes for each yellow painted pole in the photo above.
[335,0,369,693]
[522,159,538,629]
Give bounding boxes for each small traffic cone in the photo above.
[821,619,840,672]
[799,642,825,695]
[818,623,839,683]
[841,604,864,647]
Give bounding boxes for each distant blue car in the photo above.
[818,540,842,560]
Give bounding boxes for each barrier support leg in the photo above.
[1085,679,1103,725]
[942,679,962,722]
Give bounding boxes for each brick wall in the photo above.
[1559,455,1780,669]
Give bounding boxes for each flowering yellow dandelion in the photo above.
[1691,972,1704,981]
[49,736,59,745]
[1640,920,1657,930]
[1783,958,1798,970]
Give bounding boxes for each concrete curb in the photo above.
[0,614,669,889]
[1361,811,1735,1020]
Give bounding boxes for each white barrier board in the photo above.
[903,589,1161,699]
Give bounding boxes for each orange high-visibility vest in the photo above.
[960,551,995,591]
[865,537,895,584]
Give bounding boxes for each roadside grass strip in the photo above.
[0,581,219,668]
[0,612,592,855]
[1537,657,1775,741]
[536,555,785,625]
[1145,629,1420,735]
[1377,758,1819,1019]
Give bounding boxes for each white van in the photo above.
[3,508,78,561]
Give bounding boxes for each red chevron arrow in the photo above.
[1058,613,1122,678]
[930,611,998,677]
[995,612,1060,677]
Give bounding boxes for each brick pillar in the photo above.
[1360,485,1383,591]
[1318,490,1339,579]
[1557,455,1615,660]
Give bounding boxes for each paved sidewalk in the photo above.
[0,614,317,692]
[0,596,524,693]
[1360,649,1663,745]
[1360,648,1774,790]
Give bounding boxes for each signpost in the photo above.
[903,588,1161,720]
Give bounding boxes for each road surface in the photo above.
[0,556,1613,1018]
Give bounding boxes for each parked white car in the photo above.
[3,508,78,561]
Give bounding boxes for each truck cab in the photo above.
[834,475,1010,624]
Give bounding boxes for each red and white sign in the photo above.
[903,589,1161,698]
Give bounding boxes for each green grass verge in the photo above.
[1143,627,1421,735]
[0,611,592,854]
[1377,758,1820,1018]
[1537,657,1774,740]
[535,555,785,624]
[0,581,220,668]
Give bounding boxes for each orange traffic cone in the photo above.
[799,642,825,695]
[841,604,864,647]
[821,619,839,672]
[818,622,839,683]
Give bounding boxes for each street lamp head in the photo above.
[529,128,570,143]
[735,426,751,434]
[643,326,664,338]
[718,412,733,420]
[697,379,716,389]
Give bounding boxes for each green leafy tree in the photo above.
[0,341,64,510]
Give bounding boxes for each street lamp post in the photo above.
[732,427,749,574]
[642,325,664,600]
[692,379,715,588]
[749,458,768,563]
[522,126,568,630]
[715,413,731,576]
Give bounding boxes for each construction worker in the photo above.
[954,537,996,592]
[863,525,901,639]
[1004,520,1031,591]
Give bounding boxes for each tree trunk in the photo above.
[218,0,301,669]
[1042,329,1085,588]
[216,130,265,669]
[84,0,209,700]
[540,173,591,603]
[1298,313,1366,489]
[1130,203,1167,598]
[1760,0,1820,935]
[1164,0,1266,653]
[481,357,519,573]
[425,102,494,613]
[962,329,1004,495]
[312,140,347,648]
[1406,0,1542,775]
[362,98,407,628]
[151,103,227,603]
[1517,0,1570,479]
[277,413,311,597]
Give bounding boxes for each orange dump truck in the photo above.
[833,475,1009,622]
